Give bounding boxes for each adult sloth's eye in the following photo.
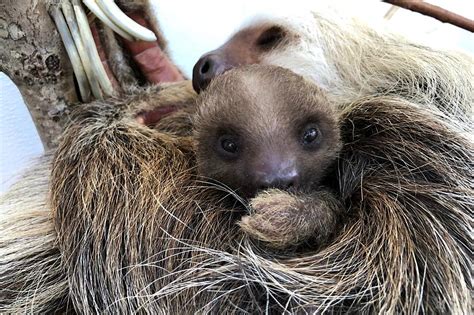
[301,124,321,147]
[256,26,286,49]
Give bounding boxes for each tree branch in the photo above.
[0,0,78,149]
[383,0,474,32]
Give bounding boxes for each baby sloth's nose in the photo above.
[257,171,299,191]
[253,156,300,192]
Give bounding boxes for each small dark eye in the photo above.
[221,138,238,153]
[256,26,285,49]
[302,126,319,145]
[217,135,240,158]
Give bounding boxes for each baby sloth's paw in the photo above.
[239,189,311,249]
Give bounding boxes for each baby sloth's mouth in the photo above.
[241,166,300,200]
[239,183,300,202]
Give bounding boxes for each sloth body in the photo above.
[195,65,343,249]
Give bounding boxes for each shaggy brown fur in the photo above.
[0,154,70,313]
[50,86,472,313]
[195,65,343,249]
[1,79,472,314]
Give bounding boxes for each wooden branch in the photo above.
[0,0,78,149]
[382,0,474,32]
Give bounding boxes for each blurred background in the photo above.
[1,0,473,192]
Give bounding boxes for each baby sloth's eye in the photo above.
[301,125,320,147]
[217,135,240,158]
[222,139,238,153]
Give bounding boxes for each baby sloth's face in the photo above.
[195,65,341,198]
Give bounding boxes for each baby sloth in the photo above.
[195,65,343,249]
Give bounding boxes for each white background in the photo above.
[1,0,473,192]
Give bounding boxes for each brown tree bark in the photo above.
[383,0,474,32]
[0,0,77,149]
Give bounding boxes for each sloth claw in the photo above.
[82,0,134,41]
[51,0,163,102]
[82,0,156,42]
[49,5,93,101]
[72,0,114,97]
[62,0,105,99]
[50,0,116,100]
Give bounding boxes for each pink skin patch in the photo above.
[122,13,184,84]
[90,11,185,126]
[135,105,177,126]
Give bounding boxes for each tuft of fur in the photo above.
[239,188,342,249]
[0,155,70,313]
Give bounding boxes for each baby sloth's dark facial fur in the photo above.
[195,65,341,198]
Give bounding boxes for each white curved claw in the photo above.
[96,0,157,42]
[61,1,103,99]
[73,0,114,97]
[81,0,134,41]
[50,6,92,102]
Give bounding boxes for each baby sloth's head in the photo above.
[195,65,341,198]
